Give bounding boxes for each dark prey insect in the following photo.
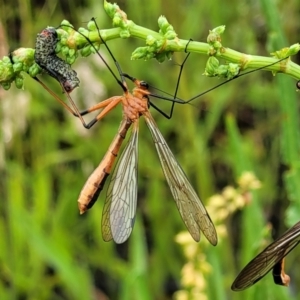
[34,28,80,93]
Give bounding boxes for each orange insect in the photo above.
[77,72,219,244]
[232,221,300,291]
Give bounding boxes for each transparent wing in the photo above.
[101,121,139,244]
[232,221,300,291]
[144,111,217,245]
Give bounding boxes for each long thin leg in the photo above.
[33,77,78,116]
[34,76,124,128]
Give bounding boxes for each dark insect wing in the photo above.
[101,121,139,244]
[232,221,300,291]
[143,111,217,246]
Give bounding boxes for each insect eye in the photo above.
[140,81,149,89]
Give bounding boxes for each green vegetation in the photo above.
[0,0,300,299]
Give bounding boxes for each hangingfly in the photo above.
[232,221,300,291]
[77,72,218,245]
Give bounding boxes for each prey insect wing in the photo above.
[143,111,217,245]
[231,221,300,291]
[102,121,139,243]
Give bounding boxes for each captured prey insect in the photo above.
[34,28,80,93]
[34,27,94,127]
[33,21,218,245]
[231,221,300,291]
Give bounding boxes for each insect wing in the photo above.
[232,221,300,291]
[101,121,139,244]
[144,112,217,245]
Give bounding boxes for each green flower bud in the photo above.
[87,20,97,31]
[272,43,300,58]
[61,20,73,27]
[286,43,300,56]
[15,75,24,89]
[55,41,62,53]
[217,65,229,77]
[104,0,118,19]
[1,81,11,90]
[68,48,76,58]
[0,56,14,82]
[211,25,226,35]
[131,47,154,60]
[2,56,12,65]
[227,63,240,79]
[212,41,222,49]
[155,52,167,63]
[205,56,220,76]
[165,31,177,40]
[13,62,23,73]
[60,20,74,33]
[113,15,122,27]
[81,45,92,57]
[209,56,220,68]
[165,51,173,60]
[59,36,67,46]
[28,63,41,77]
[158,16,170,34]
[78,27,89,36]
[61,46,70,57]
[66,55,76,65]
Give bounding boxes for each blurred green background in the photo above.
[1,0,300,299]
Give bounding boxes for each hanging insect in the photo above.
[69,19,218,245]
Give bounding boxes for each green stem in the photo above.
[1,1,300,90]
